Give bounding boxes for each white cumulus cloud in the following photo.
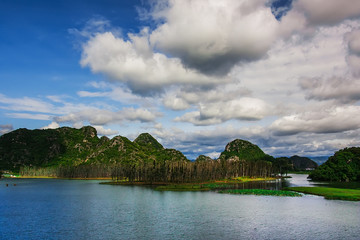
[149,0,280,74]
[41,122,60,129]
[270,106,360,136]
[175,97,271,125]
[81,31,221,95]
[292,0,360,26]
[93,125,119,136]
[54,107,160,126]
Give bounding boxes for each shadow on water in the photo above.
[232,173,318,190]
[237,173,360,190]
[312,181,360,189]
[280,173,360,189]
[232,179,290,190]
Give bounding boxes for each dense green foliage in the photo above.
[308,147,360,182]
[111,159,273,183]
[218,189,302,197]
[286,187,360,201]
[273,157,292,176]
[195,155,213,162]
[0,126,98,169]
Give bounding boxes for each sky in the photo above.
[1,0,360,160]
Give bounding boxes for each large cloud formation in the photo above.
[81,0,290,95]
[149,0,280,75]
[81,30,221,95]
[270,106,360,136]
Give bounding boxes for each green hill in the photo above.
[308,147,360,182]
[289,155,318,170]
[134,133,164,150]
[219,139,272,162]
[195,155,213,162]
[0,126,188,171]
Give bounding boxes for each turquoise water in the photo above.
[0,176,359,240]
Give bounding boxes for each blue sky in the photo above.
[1,0,360,159]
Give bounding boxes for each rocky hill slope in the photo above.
[0,126,188,170]
[219,139,274,162]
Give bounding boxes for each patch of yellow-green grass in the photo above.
[285,187,360,201]
[228,177,275,183]
[17,175,113,180]
[219,189,302,197]
[16,175,56,179]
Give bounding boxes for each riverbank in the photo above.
[285,187,360,201]
[219,189,302,197]
[2,175,112,180]
[101,176,277,191]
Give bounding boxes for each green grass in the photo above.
[102,177,275,191]
[1,173,20,178]
[285,187,360,201]
[218,189,302,197]
[201,183,236,189]
[155,182,238,191]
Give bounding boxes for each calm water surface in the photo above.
[0,175,359,240]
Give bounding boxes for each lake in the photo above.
[0,175,359,240]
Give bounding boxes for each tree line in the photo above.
[112,159,273,183]
[20,158,275,182]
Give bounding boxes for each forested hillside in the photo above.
[308,147,360,182]
[0,126,187,172]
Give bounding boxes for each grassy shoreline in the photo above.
[101,177,277,191]
[219,189,302,197]
[285,187,360,201]
[3,175,112,180]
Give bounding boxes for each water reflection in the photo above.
[231,179,287,190]
[284,173,360,189]
[233,173,360,190]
